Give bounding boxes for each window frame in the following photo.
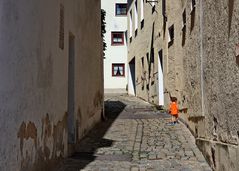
[115,3,127,16]
[191,0,196,12]
[112,63,125,77]
[129,10,133,41]
[111,32,125,46]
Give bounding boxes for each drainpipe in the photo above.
[200,0,205,116]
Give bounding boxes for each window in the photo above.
[134,0,138,33]
[141,57,144,69]
[129,10,133,41]
[112,64,125,77]
[168,25,174,47]
[182,10,186,46]
[191,0,196,12]
[190,0,196,32]
[111,32,124,45]
[162,0,166,16]
[151,48,154,63]
[152,0,156,13]
[182,10,186,28]
[140,0,144,29]
[116,3,127,16]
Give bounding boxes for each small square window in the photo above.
[112,64,125,77]
[111,32,124,45]
[116,3,127,16]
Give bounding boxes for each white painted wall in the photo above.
[102,0,128,91]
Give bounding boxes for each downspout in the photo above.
[200,0,205,116]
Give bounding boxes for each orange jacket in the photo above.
[169,102,179,115]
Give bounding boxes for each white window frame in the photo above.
[134,0,138,30]
[140,0,144,21]
[129,10,133,38]
[191,0,196,12]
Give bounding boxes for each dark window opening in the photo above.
[190,8,195,32]
[125,31,128,43]
[116,3,127,16]
[151,48,154,63]
[162,0,166,16]
[152,5,156,14]
[182,10,186,46]
[191,0,196,11]
[146,52,149,64]
[112,64,125,77]
[141,57,145,69]
[129,10,133,39]
[182,10,186,27]
[111,32,124,45]
[190,0,196,32]
[168,25,174,47]
[141,19,144,29]
[162,0,167,38]
[135,29,138,37]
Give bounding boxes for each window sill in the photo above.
[112,75,125,77]
[115,14,127,17]
[111,44,125,46]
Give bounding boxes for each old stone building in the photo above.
[127,0,239,170]
[0,0,103,171]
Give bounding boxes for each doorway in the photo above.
[158,50,164,106]
[67,33,75,143]
[128,57,136,95]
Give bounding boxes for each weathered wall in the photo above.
[0,0,103,171]
[127,0,239,170]
[127,0,165,104]
[164,0,239,170]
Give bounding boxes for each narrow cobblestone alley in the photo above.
[56,94,211,171]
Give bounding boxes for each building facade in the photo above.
[102,0,128,94]
[0,0,103,171]
[127,0,239,170]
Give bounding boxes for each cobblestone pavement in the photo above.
[56,94,212,171]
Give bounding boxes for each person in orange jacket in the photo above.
[168,97,179,125]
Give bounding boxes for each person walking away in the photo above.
[168,97,179,125]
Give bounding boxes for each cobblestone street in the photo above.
[56,94,211,171]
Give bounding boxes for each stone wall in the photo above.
[0,0,103,171]
[127,0,164,104]
[127,0,239,170]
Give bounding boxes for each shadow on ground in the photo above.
[59,100,127,170]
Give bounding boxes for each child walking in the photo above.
[168,97,179,125]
